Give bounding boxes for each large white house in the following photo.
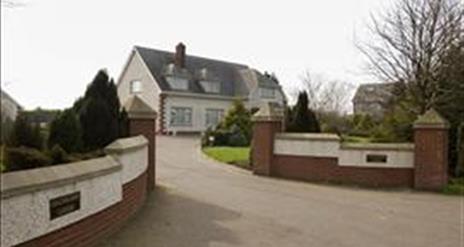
[117,43,286,134]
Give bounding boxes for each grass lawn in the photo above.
[443,177,464,195]
[202,146,250,169]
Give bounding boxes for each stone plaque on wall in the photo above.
[50,192,81,220]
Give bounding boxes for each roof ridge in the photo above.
[134,45,249,68]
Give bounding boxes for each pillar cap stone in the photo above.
[252,102,284,122]
[414,108,449,129]
[123,95,157,119]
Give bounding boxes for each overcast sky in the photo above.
[1,0,388,110]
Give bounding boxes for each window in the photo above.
[200,81,220,93]
[260,87,275,98]
[170,107,192,126]
[166,76,189,90]
[130,80,142,94]
[205,109,224,127]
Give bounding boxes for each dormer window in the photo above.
[200,81,220,93]
[166,76,189,90]
[260,87,275,98]
[130,80,142,94]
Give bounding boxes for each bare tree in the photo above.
[299,71,354,115]
[359,0,464,114]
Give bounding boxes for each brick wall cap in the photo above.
[341,142,414,151]
[276,132,340,141]
[1,156,121,199]
[104,135,148,154]
[252,102,284,122]
[414,108,449,129]
[123,95,157,119]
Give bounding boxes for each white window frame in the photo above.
[130,80,142,94]
[205,108,224,128]
[170,107,192,126]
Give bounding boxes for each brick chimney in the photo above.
[174,42,186,68]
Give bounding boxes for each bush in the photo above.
[228,130,248,147]
[5,147,52,172]
[203,100,252,147]
[48,144,69,165]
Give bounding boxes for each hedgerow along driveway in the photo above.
[98,136,462,247]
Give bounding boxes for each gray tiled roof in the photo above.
[352,83,395,103]
[135,46,277,97]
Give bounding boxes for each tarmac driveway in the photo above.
[99,136,462,247]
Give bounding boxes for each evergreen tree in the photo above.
[9,114,43,149]
[76,69,122,150]
[288,91,320,133]
[118,108,129,138]
[48,109,82,152]
[221,99,252,141]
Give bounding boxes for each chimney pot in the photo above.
[174,42,186,68]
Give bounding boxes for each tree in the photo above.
[48,109,82,152]
[359,0,463,115]
[359,0,464,175]
[118,108,129,138]
[9,114,42,149]
[76,69,122,150]
[300,71,353,114]
[287,91,320,133]
[220,99,252,142]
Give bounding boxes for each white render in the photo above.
[273,133,414,169]
[117,50,161,129]
[339,145,414,168]
[117,46,287,133]
[164,94,233,133]
[274,135,340,158]
[0,136,148,247]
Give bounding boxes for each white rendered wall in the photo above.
[117,50,161,129]
[273,133,414,169]
[0,137,148,247]
[1,169,122,247]
[274,133,340,158]
[339,146,414,168]
[164,95,233,132]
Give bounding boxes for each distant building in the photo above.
[21,109,59,128]
[352,83,395,120]
[1,89,22,122]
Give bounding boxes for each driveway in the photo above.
[99,136,462,247]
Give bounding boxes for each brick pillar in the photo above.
[413,108,449,190]
[123,96,157,191]
[251,103,284,176]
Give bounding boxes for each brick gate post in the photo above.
[251,103,284,176]
[123,95,157,191]
[413,108,449,190]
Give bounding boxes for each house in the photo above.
[117,43,286,134]
[352,83,395,120]
[21,108,59,128]
[1,89,22,122]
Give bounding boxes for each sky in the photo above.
[1,0,388,110]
